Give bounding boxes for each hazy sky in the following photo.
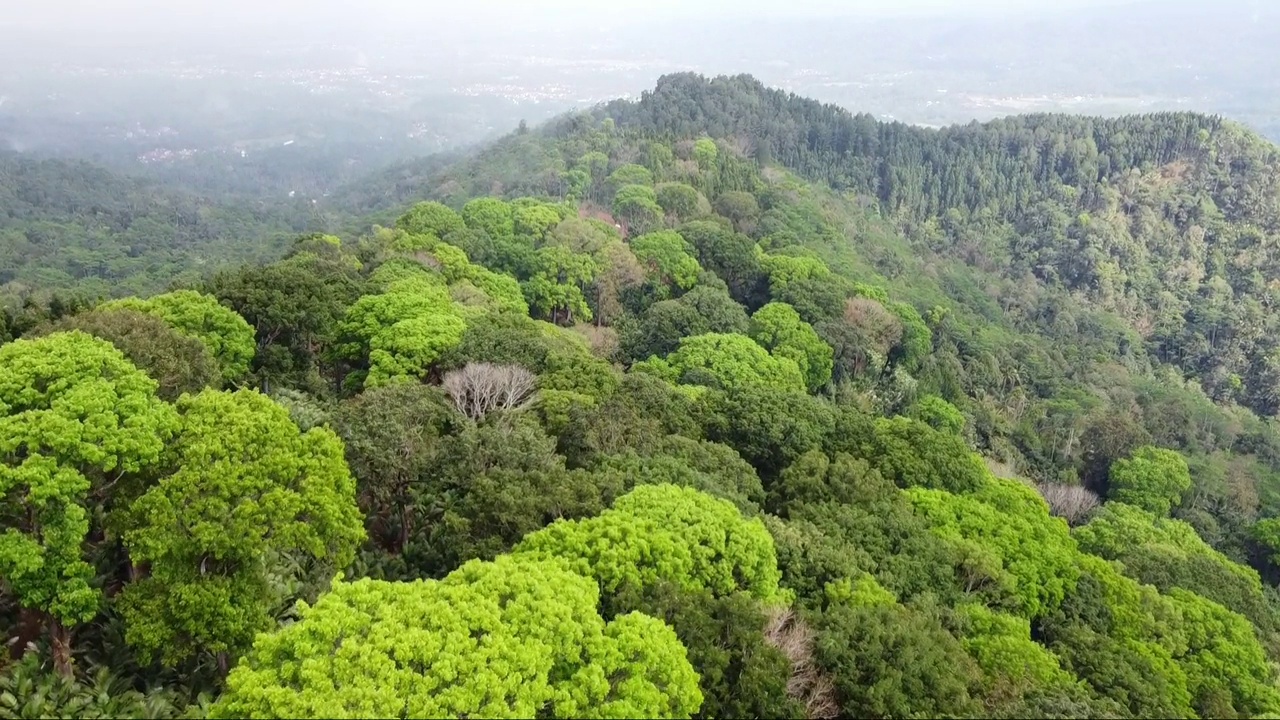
[3,0,1151,32]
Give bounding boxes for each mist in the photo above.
[1,0,1275,201]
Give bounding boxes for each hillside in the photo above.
[7,76,1280,719]
[0,153,327,305]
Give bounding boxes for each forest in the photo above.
[5,73,1280,719]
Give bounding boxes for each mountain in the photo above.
[0,152,331,304]
[8,73,1280,720]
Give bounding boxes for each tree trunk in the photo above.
[217,651,230,677]
[50,616,73,678]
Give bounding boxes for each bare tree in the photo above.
[1036,482,1102,526]
[443,363,537,421]
[764,607,839,720]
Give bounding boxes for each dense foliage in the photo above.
[7,73,1280,719]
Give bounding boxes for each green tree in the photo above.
[516,484,783,602]
[641,332,806,394]
[613,185,664,235]
[0,332,177,674]
[815,576,981,719]
[210,556,702,719]
[461,197,516,240]
[332,383,461,554]
[749,302,834,393]
[332,279,466,389]
[1108,445,1193,516]
[118,389,364,668]
[206,252,365,392]
[102,290,256,384]
[34,308,218,401]
[655,183,709,221]
[396,200,466,239]
[631,231,703,295]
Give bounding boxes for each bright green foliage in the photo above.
[513,203,563,243]
[119,389,364,666]
[756,250,830,295]
[906,478,1079,619]
[608,163,654,192]
[333,279,466,388]
[210,556,702,719]
[748,302,833,392]
[654,332,806,394]
[910,394,966,434]
[465,267,529,314]
[1108,445,1193,516]
[1167,589,1280,718]
[396,200,466,239]
[36,308,219,401]
[367,258,444,288]
[631,231,702,294]
[104,290,256,384]
[954,603,1076,698]
[523,246,598,324]
[516,484,783,602]
[462,197,516,239]
[613,185,664,234]
[1074,502,1263,592]
[693,138,718,170]
[1040,554,1195,718]
[0,331,176,626]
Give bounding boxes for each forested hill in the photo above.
[0,153,321,304]
[592,73,1280,415]
[14,74,1280,720]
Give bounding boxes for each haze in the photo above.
[1,0,1274,199]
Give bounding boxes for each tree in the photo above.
[117,389,364,668]
[815,577,981,719]
[396,200,466,239]
[714,191,760,232]
[592,241,646,326]
[701,386,835,478]
[210,556,702,719]
[34,308,218,401]
[461,197,515,240]
[206,252,366,392]
[1166,588,1280,718]
[613,185,663,235]
[0,332,177,675]
[515,484,783,602]
[640,333,806,394]
[631,231,702,296]
[332,279,466,389]
[523,246,598,325]
[607,163,655,195]
[906,479,1080,619]
[910,395,965,435]
[678,221,769,310]
[514,203,563,244]
[443,363,538,421]
[749,302,834,393]
[656,183,709,221]
[332,383,460,554]
[102,290,256,385]
[1108,445,1192,516]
